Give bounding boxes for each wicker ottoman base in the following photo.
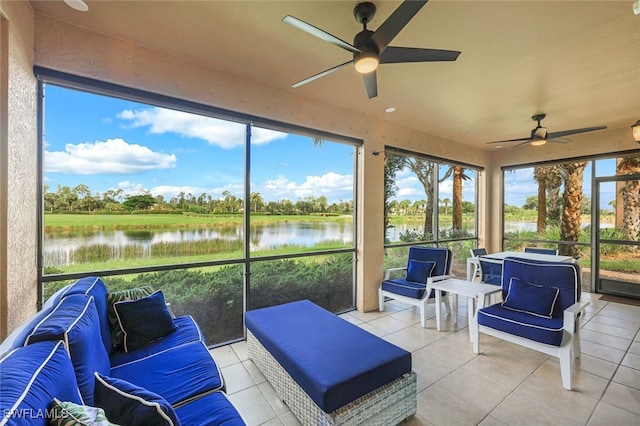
[247,330,417,426]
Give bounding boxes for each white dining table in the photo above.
[466,251,575,281]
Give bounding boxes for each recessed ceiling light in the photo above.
[494,145,503,149]
[384,107,396,113]
[63,0,89,12]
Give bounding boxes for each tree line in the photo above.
[43,185,354,216]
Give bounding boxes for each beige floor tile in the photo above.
[573,353,619,380]
[588,313,640,332]
[477,415,509,426]
[383,323,444,352]
[481,340,549,372]
[257,381,290,416]
[210,344,241,367]
[621,351,640,370]
[242,359,266,385]
[601,303,640,315]
[368,314,412,334]
[231,340,249,361]
[355,322,387,337]
[416,382,493,426]
[434,367,513,412]
[580,340,627,364]
[404,412,435,426]
[222,362,257,394]
[228,385,278,426]
[612,365,640,391]
[277,411,302,426]
[587,401,640,426]
[629,340,640,354]
[601,382,640,416]
[513,362,600,424]
[460,354,532,389]
[411,348,459,392]
[583,321,638,340]
[490,393,584,426]
[597,307,640,323]
[337,312,364,325]
[389,308,422,325]
[579,328,632,351]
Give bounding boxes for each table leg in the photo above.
[466,259,472,281]
[467,296,476,341]
[435,291,441,331]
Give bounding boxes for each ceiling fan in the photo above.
[283,1,461,99]
[486,113,607,148]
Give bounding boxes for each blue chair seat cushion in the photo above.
[477,304,565,346]
[174,391,245,426]
[381,279,438,300]
[502,277,559,319]
[110,316,202,367]
[245,300,411,413]
[113,291,177,353]
[0,341,83,424]
[109,340,224,405]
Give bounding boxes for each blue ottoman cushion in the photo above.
[245,300,412,413]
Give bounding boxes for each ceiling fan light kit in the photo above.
[63,0,89,12]
[283,1,460,99]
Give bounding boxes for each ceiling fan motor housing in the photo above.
[354,2,376,24]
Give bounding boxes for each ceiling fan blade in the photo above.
[379,47,461,63]
[370,0,428,52]
[486,137,533,144]
[548,138,571,144]
[362,71,378,99]
[547,125,607,139]
[291,61,353,88]
[283,15,360,54]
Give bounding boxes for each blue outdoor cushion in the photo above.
[113,291,177,353]
[59,277,111,354]
[25,294,110,406]
[502,277,559,318]
[477,304,565,346]
[380,279,434,299]
[406,260,436,283]
[245,300,412,413]
[48,398,116,426]
[94,373,180,426]
[109,340,224,405]
[0,341,83,426]
[110,316,202,367]
[174,391,245,426]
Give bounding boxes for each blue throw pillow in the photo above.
[93,373,180,426]
[502,277,560,318]
[113,291,177,352]
[406,260,436,283]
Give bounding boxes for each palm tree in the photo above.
[616,156,640,242]
[441,198,450,215]
[250,192,264,213]
[533,166,549,233]
[558,162,587,257]
[451,167,469,230]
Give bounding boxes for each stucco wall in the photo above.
[0,0,37,339]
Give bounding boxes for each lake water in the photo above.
[43,220,598,266]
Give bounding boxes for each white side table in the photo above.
[431,278,502,335]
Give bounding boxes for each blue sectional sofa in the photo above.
[0,276,246,425]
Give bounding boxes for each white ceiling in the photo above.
[29,0,640,150]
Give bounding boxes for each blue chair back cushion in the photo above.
[381,246,451,300]
[477,258,580,347]
[502,277,559,318]
[245,300,411,413]
[25,294,110,406]
[479,259,502,285]
[524,247,558,255]
[59,277,111,354]
[0,341,83,425]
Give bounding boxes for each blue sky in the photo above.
[44,85,356,204]
[43,84,617,209]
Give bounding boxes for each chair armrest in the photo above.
[428,274,454,284]
[563,300,590,333]
[384,267,407,280]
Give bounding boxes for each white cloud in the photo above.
[260,172,353,201]
[45,138,176,175]
[117,107,287,148]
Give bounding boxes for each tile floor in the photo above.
[210,292,640,426]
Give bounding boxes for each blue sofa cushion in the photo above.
[60,277,111,354]
[174,391,245,426]
[245,300,412,413]
[477,304,565,346]
[110,316,202,367]
[109,340,224,405]
[502,277,559,318]
[48,398,116,426]
[0,341,83,425]
[406,260,436,283]
[107,286,155,350]
[94,373,180,426]
[25,294,110,406]
[113,291,177,353]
